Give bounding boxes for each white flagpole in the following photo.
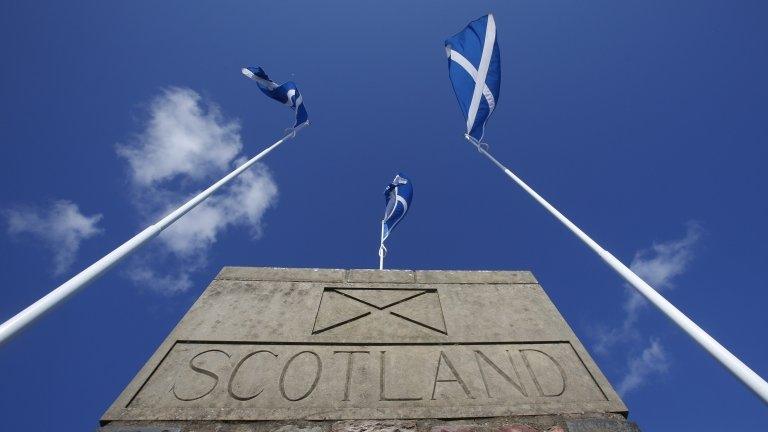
[379,246,385,270]
[464,134,768,404]
[0,123,309,347]
[379,224,386,270]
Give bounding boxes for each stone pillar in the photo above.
[100,268,639,432]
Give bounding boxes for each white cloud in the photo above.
[117,88,278,294]
[630,221,703,290]
[4,200,103,275]
[589,222,702,396]
[158,161,278,259]
[594,222,703,353]
[124,265,193,296]
[116,87,241,187]
[617,338,670,395]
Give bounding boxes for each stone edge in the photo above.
[215,267,538,284]
[100,413,639,432]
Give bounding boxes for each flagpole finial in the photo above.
[464,133,489,152]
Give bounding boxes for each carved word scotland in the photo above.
[129,342,607,409]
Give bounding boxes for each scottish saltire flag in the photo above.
[445,14,501,142]
[381,174,413,244]
[241,66,309,128]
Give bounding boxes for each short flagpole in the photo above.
[0,123,309,347]
[464,134,768,404]
[379,223,386,270]
[379,246,385,270]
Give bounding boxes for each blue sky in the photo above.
[1,1,767,430]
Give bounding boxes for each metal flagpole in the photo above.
[0,123,310,347]
[464,134,768,404]
[379,224,386,270]
[379,246,385,270]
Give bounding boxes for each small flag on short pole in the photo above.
[379,174,413,270]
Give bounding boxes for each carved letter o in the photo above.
[279,350,322,401]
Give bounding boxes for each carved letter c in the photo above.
[228,350,278,401]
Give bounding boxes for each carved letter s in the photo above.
[172,349,230,402]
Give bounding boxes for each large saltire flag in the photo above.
[381,173,413,245]
[445,14,501,143]
[241,66,309,128]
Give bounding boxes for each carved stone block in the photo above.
[101,268,626,423]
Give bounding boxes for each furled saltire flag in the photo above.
[445,14,501,143]
[241,66,309,128]
[381,173,413,244]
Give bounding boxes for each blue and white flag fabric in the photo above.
[445,14,501,143]
[381,173,413,244]
[241,66,309,128]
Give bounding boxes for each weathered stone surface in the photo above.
[99,415,637,432]
[346,270,416,284]
[564,418,640,432]
[497,425,539,432]
[102,268,625,423]
[273,425,326,432]
[332,420,417,432]
[415,270,537,285]
[430,423,553,432]
[430,426,480,432]
[99,427,181,432]
[216,267,346,282]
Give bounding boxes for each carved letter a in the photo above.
[431,351,474,400]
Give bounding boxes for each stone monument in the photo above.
[100,267,639,432]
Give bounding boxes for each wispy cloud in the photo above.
[630,221,703,290]
[157,159,277,260]
[4,200,103,275]
[122,265,193,296]
[617,338,670,395]
[117,87,278,294]
[592,222,702,395]
[594,222,703,353]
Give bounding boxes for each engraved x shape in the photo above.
[311,288,447,335]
